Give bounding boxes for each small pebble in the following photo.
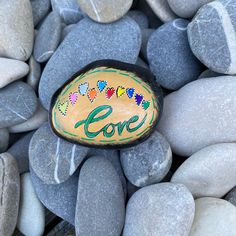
[0,128,9,153]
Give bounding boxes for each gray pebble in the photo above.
[0,128,9,153]
[0,81,38,128]
[75,156,125,236]
[127,10,149,29]
[121,131,172,187]
[39,17,141,110]
[34,11,62,63]
[147,19,204,90]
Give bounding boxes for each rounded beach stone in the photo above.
[190,197,236,236]
[39,17,141,110]
[31,0,51,26]
[123,183,195,236]
[0,0,34,61]
[0,81,38,128]
[17,173,45,236]
[188,0,236,74]
[127,10,149,29]
[34,12,62,63]
[75,156,125,236]
[29,123,89,184]
[30,167,78,225]
[0,58,29,88]
[158,76,236,156]
[77,0,132,23]
[147,19,204,90]
[146,0,177,22]
[171,143,236,198]
[0,128,9,153]
[0,153,20,236]
[120,131,172,187]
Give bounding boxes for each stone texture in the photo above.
[120,131,172,187]
[34,12,62,63]
[146,0,177,22]
[0,58,29,88]
[30,167,77,225]
[0,128,9,153]
[123,183,195,236]
[158,76,236,156]
[0,153,20,236]
[127,10,149,29]
[9,102,48,133]
[77,0,132,23]
[172,143,236,198]
[0,0,34,61]
[61,24,77,40]
[75,156,125,236]
[17,173,45,236]
[190,197,236,236]
[0,81,38,128]
[188,0,236,74]
[147,19,203,90]
[39,17,141,110]
[29,123,89,184]
[168,0,213,18]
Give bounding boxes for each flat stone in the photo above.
[120,131,172,187]
[0,153,20,236]
[188,0,236,74]
[190,197,236,236]
[146,0,177,22]
[39,17,141,110]
[158,76,236,156]
[34,12,62,63]
[0,0,34,61]
[0,81,38,128]
[31,0,51,26]
[0,58,29,88]
[8,132,34,174]
[168,0,213,18]
[77,0,132,23]
[50,61,162,148]
[9,102,48,133]
[17,173,45,236]
[51,0,84,24]
[26,56,41,91]
[0,128,9,153]
[29,123,89,184]
[75,156,125,236]
[47,221,75,236]
[172,143,236,198]
[123,183,195,236]
[127,10,149,29]
[30,167,78,225]
[147,19,204,90]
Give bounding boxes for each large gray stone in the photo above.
[75,156,125,236]
[0,82,38,128]
[158,76,236,156]
[39,17,141,110]
[123,183,195,236]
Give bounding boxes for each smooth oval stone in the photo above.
[120,131,172,187]
[0,81,38,128]
[75,156,125,236]
[0,58,29,88]
[0,0,34,61]
[127,10,149,29]
[0,153,20,236]
[123,183,195,236]
[171,143,236,198]
[34,12,62,63]
[146,0,177,22]
[0,128,9,153]
[188,0,236,74]
[50,60,162,148]
[147,19,204,90]
[77,0,132,23]
[30,167,77,225]
[17,173,45,236]
[190,197,236,236]
[168,0,213,18]
[39,17,141,110]
[29,123,89,184]
[158,76,236,156]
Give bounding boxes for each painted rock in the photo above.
[50,60,163,148]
